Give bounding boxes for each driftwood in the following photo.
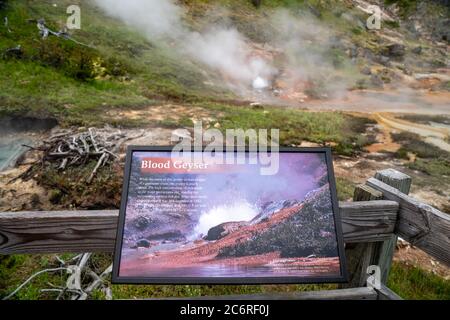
[2,253,112,300]
[14,127,143,184]
[36,18,90,47]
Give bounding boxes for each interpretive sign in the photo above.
[112,147,347,284]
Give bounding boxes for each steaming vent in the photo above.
[252,76,269,90]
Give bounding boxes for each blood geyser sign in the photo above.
[112,147,347,284]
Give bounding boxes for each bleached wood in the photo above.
[160,287,378,300]
[367,178,450,266]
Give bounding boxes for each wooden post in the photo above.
[343,184,383,287]
[372,169,411,284]
[344,169,411,288]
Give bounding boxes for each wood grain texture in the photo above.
[0,201,398,254]
[343,183,387,288]
[353,184,382,201]
[158,287,378,300]
[375,284,403,300]
[367,177,450,267]
[374,169,412,194]
[372,169,412,284]
[0,210,118,254]
[340,201,398,243]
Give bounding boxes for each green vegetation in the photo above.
[398,114,450,126]
[201,103,375,155]
[2,254,449,300]
[1,0,449,301]
[388,261,450,300]
[0,0,230,124]
[335,177,356,201]
[384,0,419,17]
[391,132,450,178]
[408,158,450,177]
[392,132,449,160]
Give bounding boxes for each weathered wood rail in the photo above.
[0,200,398,255]
[0,168,449,300]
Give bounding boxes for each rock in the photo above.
[361,66,372,75]
[204,221,247,241]
[217,184,338,259]
[384,43,405,57]
[412,46,422,55]
[251,0,261,8]
[376,56,391,67]
[370,74,384,88]
[132,215,152,231]
[136,239,151,248]
[147,230,185,242]
[251,199,300,225]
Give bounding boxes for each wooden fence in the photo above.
[1,168,449,300]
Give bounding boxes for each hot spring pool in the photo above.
[0,137,32,171]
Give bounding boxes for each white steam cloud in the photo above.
[193,201,257,238]
[93,0,352,99]
[93,0,276,90]
[94,0,183,38]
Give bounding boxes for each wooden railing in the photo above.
[0,168,449,300]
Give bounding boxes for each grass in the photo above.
[388,261,450,300]
[391,132,450,178]
[408,158,450,177]
[392,132,449,160]
[335,177,356,201]
[398,114,450,126]
[201,102,375,155]
[0,0,231,124]
[2,254,449,300]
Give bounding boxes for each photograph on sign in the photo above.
[112,147,347,284]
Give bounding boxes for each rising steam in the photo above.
[93,0,351,98]
[93,0,276,90]
[192,200,258,239]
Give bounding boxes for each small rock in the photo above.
[412,46,422,55]
[136,239,151,248]
[370,74,384,88]
[361,66,371,75]
[384,43,405,57]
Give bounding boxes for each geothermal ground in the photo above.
[1,0,449,299]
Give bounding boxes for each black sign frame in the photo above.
[112,146,348,284]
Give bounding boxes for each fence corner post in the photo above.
[372,169,411,284]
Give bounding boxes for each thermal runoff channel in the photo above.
[119,152,341,279]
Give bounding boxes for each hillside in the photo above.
[0,0,449,300]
